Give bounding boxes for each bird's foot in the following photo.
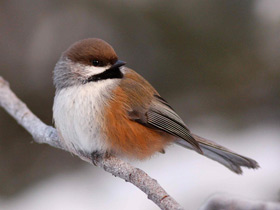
[91,151,109,166]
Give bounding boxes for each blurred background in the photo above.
[0,0,280,209]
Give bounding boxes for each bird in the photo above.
[53,38,259,174]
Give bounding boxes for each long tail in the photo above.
[176,133,260,174]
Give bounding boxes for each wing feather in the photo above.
[147,96,202,154]
[122,69,202,154]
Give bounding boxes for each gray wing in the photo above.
[129,94,202,154]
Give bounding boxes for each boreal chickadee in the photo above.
[53,38,259,174]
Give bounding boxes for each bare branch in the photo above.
[0,76,184,210]
[200,194,280,210]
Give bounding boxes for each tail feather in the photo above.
[176,133,259,174]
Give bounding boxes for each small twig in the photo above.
[200,194,280,210]
[0,76,184,210]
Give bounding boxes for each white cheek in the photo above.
[83,65,111,76]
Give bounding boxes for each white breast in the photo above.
[53,80,117,154]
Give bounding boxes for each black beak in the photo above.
[110,60,126,69]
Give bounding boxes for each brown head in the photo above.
[64,38,118,67]
[53,38,126,90]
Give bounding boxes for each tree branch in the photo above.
[200,194,280,210]
[0,76,184,210]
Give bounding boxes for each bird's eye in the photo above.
[92,60,100,66]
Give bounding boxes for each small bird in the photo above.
[53,38,259,174]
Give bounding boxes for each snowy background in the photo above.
[1,1,280,209]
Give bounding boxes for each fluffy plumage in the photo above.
[53,38,259,174]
